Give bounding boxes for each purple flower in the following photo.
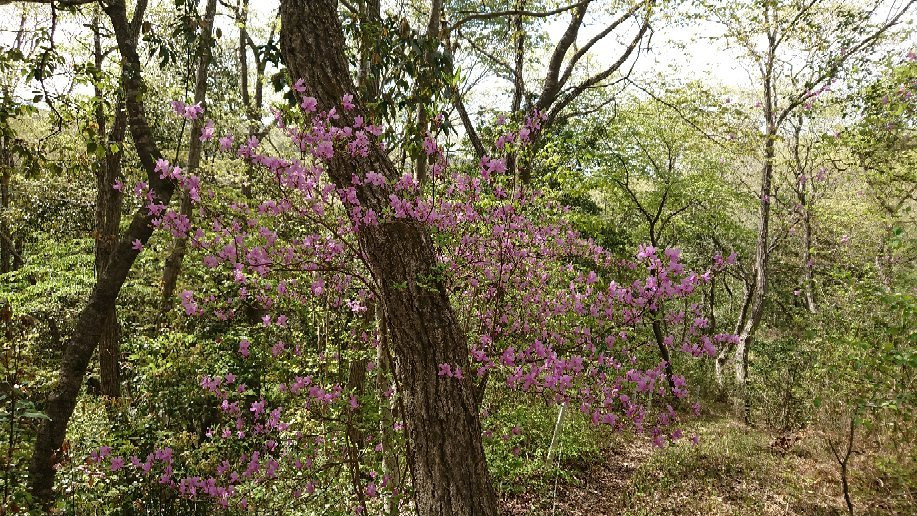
[218,134,234,152]
[200,120,215,141]
[301,96,318,113]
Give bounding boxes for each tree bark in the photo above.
[375,302,401,514]
[801,206,816,313]
[235,0,272,198]
[733,127,773,421]
[509,0,528,184]
[791,114,817,313]
[731,15,778,421]
[0,141,10,275]
[413,0,443,187]
[358,0,381,102]
[93,12,127,400]
[546,403,566,463]
[159,0,217,317]
[441,23,485,159]
[29,0,170,503]
[278,2,497,514]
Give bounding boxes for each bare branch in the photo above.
[548,7,652,121]
[777,0,916,126]
[0,0,96,5]
[536,1,592,111]
[448,0,590,33]
[556,2,645,93]
[624,78,727,147]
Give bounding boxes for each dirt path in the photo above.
[499,417,913,515]
[500,437,653,515]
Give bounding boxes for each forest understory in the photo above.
[1,0,914,514]
[500,408,915,515]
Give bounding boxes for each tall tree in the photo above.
[159,0,218,317]
[449,0,654,183]
[27,0,178,502]
[91,11,127,399]
[712,0,914,419]
[278,1,498,513]
[412,0,443,185]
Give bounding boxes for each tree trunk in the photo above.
[441,23,485,159]
[93,13,127,399]
[546,403,566,463]
[801,201,816,313]
[29,0,170,503]
[11,232,23,270]
[159,0,217,317]
[791,114,816,314]
[375,303,401,514]
[358,0,381,102]
[510,0,528,185]
[0,136,10,274]
[652,318,677,393]
[412,0,443,187]
[278,2,497,514]
[733,125,774,421]
[731,26,778,421]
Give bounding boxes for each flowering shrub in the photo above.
[89,86,734,512]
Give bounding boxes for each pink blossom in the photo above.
[219,134,234,152]
[200,120,215,141]
[301,96,318,113]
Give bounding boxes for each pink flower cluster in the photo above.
[92,84,734,511]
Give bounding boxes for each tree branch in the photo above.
[448,0,590,33]
[536,0,592,111]
[556,2,645,93]
[547,4,652,121]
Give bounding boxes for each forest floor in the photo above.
[498,411,915,515]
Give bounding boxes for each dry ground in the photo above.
[499,417,915,515]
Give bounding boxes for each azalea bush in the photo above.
[81,92,734,513]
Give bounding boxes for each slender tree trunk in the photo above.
[546,403,566,463]
[375,303,401,514]
[0,135,10,274]
[235,0,272,199]
[716,273,752,388]
[652,318,677,392]
[791,115,816,313]
[29,0,170,503]
[734,128,773,421]
[442,26,485,159]
[829,417,856,516]
[647,243,677,393]
[801,199,816,313]
[511,0,529,185]
[358,0,381,103]
[413,0,443,186]
[159,0,218,317]
[93,13,127,400]
[732,24,778,421]
[279,2,497,514]
[11,233,23,270]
